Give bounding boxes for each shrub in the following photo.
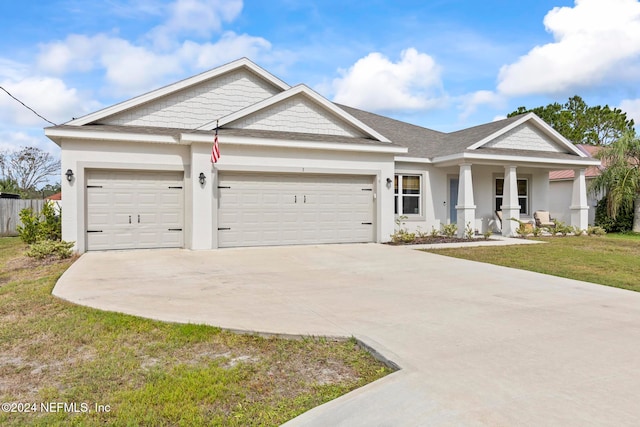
[553,219,571,236]
[464,222,474,239]
[17,208,40,244]
[483,230,492,240]
[391,215,415,243]
[25,240,74,260]
[587,225,607,236]
[39,202,62,241]
[430,226,440,238]
[594,197,633,232]
[510,218,532,237]
[16,203,61,244]
[531,226,544,237]
[415,226,428,239]
[440,223,457,238]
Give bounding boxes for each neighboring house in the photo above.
[46,192,63,214]
[549,145,602,225]
[44,58,600,253]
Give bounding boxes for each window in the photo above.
[395,174,421,215]
[495,178,528,215]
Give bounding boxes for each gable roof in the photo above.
[66,58,290,126]
[46,57,601,168]
[338,106,593,163]
[202,85,391,142]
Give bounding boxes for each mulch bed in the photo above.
[386,236,494,245]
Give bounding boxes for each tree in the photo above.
[508,95,635,146]
[0,147,60,192]
[0,177,20,193]
[590,131,640,232]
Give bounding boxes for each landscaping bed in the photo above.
[386,235,495,245]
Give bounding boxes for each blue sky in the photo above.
[2,0,640,169]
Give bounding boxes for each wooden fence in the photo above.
[0,199,45,236]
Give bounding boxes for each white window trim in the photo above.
[494,176,531,217]
[395,173,422,217]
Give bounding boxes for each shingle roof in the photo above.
[339,105,582,161]
[337,104,449,158]
[549,144,603,180]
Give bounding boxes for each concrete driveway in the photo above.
[54,244,640,426]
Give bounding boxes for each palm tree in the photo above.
[591,131,640,232]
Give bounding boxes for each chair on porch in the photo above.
[494,210,503,232]
[534,211,555,228]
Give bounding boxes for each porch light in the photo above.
[198,172,206,185]
[65,169,74,182]
[386,177,393,187]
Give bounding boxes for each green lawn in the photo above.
[424,234,640,292]
[0,237,392,426]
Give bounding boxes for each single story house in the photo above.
[549,144,602,225]
[45,58,600,253]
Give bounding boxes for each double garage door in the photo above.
[85,170,375,250]
[218,173,375,248]
[86,170,184,250]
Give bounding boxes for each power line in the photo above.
[0,85,57,126]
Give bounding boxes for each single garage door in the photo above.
[218,173,375,247]
[86,170,184,250]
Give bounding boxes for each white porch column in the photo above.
[570,168,589,231]
[456,163,476,238]
[501,166,520,237]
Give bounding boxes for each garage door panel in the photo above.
[218,173,374,248]
[86,170,184,251]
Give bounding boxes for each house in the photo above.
[549,144,603,225]
[45,191,63,214]
[44,58,600,253]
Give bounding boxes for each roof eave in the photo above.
[182,133,406,154]
[432,152,601,168]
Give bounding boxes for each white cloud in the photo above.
[0,130,59,157]
[149,0,243,49]
[331,48,445,112]
[459,90,505,119]
[178,32,272,70]
[619,98,640,126]
[498,0,640,96]
[0,76,97,126]
[35,0,272,97]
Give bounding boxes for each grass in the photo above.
[424,233,640,292]
[0,237,392,426]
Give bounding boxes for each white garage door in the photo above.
[218,173,375,248]
[86,170,184,250]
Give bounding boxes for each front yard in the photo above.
[0,237,391,426]
[425,233,640,292]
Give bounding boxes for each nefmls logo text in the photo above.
[41,402,90,413]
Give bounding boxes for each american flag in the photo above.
[211,127,220,163]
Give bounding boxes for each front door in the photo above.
[449,178,458,224]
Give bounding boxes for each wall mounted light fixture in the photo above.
[386,177,393,188]
[65,169,74,182]
[198,172,206,185]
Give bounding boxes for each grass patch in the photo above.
[424,234,640,292]
[0,237,392,426]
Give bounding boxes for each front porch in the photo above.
[449,163,590,238]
